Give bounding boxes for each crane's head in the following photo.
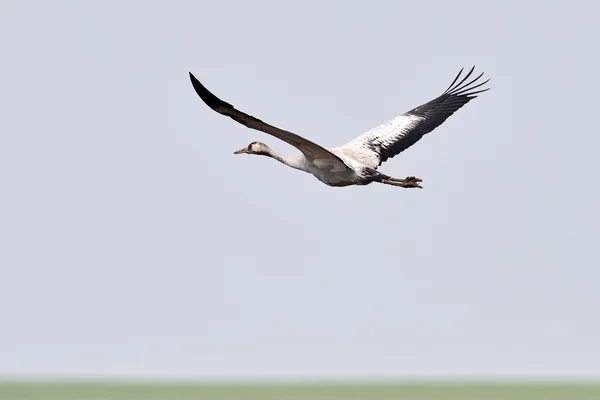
[234,141,271,156]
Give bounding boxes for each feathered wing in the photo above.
[189,72,351,172]
[340,66,490,169]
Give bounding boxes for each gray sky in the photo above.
[1,0,599,380]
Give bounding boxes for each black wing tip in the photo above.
[188,71,202,88]
[444,66,491,96]
[188,71,234,110]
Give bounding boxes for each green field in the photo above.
[1,383,600,400]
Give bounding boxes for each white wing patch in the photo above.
[337,115,424,169]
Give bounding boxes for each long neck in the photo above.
[262,149,307,172]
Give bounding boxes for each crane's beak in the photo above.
[234,146,249,155]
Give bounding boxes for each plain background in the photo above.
[1,0,599,380]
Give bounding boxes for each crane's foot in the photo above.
[381,176,423,189]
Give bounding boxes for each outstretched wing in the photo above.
[340,66,490,169]
[189,72,351,172]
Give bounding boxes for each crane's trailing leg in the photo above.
[381,176,423,189]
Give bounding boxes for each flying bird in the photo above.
[189,67,489,188]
